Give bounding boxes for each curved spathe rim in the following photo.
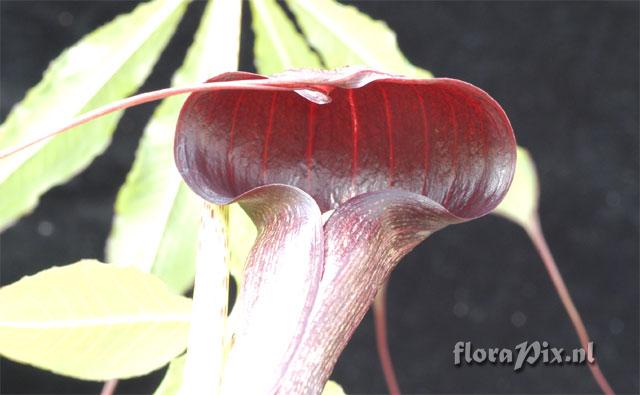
[174,68,516,221]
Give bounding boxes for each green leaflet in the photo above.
[284,0,431,77]
[322,380,347,395]
[0,0,187,231]
[153,354,186,395]
[251,0,322,74]
[0,260,191,380]
[106,0,242,294]
[227,204,257,284]
[493,146,540,228]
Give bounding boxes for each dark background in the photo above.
[0,1,638,394]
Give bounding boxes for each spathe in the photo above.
[173,68,516,393]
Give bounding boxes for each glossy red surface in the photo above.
[174,69,515,218]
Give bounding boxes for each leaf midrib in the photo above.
[254,0,293,69]
[292,0,384,68]
[0,313,191,329]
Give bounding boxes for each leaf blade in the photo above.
[251,0,322,74]
[154,355,187,395]
[0,260,191,380]
[285,0,431,77]
[0,0,188,230]
[322,380,347,395]
[492,146,540,227]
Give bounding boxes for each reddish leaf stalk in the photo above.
[99,379,117,395]
[0,80,310,160]
[526,214,614,395]
[373,284,401,395]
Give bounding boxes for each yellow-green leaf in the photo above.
[322,380,347,395]
[0,0,187,231]
[106,0,241,294]
[251,0,322,74]
[285,0,431,77]
[0,260,191,380]
[153,354,186,395]
[227,204,257,284]
[493,146,540,228]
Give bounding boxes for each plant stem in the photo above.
[373,283,401,395]
[99,380,118,395]
[526,214,614,395]
[179,203,229,395]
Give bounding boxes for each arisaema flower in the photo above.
[173,67,516,394]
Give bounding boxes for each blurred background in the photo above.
[1,1,638,394]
